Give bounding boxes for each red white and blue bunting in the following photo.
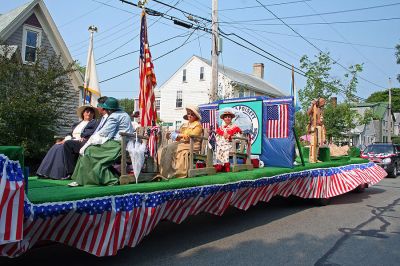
[0,155,25,245]
[0,159,386,258]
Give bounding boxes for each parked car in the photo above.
[361,143,400,178]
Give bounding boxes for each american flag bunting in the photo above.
[266,104,289,138]
[139,11,157,127]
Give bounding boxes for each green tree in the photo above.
[294,111,308,139]
[365,88,400,112]
[119,98,135,115]
[0,47,76,164]
[298,52,363,143]
[298,52,340,110]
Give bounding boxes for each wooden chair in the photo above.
[230,134,253,172]
[188,128,216,177]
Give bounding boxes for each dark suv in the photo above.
[361,143,400,178]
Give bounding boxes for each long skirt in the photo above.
[36,143,66,179]
[71,140,121,186]
[215,136,232,164]
[157,141,200,179]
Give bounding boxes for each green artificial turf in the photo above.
[27,157,368,204]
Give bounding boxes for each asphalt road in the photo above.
[2,177,400,266]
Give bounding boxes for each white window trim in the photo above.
[200,66,205,80]
[21,25,42,64]
[182,69,187,82]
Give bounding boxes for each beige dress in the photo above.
[158,120,203,178]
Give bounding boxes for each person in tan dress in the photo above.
[157,105,203,179]
[307,98,327,163]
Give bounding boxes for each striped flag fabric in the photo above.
[0,155,25,245]
[200,109,218,130]
[0,162,386,258]
[266,104,289,138]
[139,11,157,127]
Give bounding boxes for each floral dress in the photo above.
[215,123,242,164]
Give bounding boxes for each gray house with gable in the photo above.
[0,0,83,135]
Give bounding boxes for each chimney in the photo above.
[253,63,264,79]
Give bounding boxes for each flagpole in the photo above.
[291,65,296,108]
[83,25,101,106]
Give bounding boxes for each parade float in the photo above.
[0,95,387,258]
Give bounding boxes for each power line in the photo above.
[99,29,206,83]
[68,16,134,49]
[152,0,211,22]
[244,28,394,50]
[97,0,185,61]
[220,2,400,23]
[219,0,311,11]
[301,1,390,79]
[226,17,400,26]
[254,0,385,90]
[96,32,191,65]
[59,0,112,28]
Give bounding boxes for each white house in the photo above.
[0,0,83,135]
[156,55,286,129]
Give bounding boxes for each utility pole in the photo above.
[210,0,218,102]
[388,77,392,142]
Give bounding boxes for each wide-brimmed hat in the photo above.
[219,108,236,119]
[183,105,202,120]
[76,105,100,119]
[100,97,122,111]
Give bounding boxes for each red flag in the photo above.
[139,11,157,127]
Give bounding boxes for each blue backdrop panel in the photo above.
[261,97,295,168]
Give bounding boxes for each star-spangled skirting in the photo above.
[0,161,387,258]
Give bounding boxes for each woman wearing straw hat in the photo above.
[215,108,242,172]
[37,105,99,179]
[157,105,203,179]
[69,97,133,186]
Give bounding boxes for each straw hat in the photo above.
[219,108,236,119]
[183,105,202,120]
[76,105,100,119]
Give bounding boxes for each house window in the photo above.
[183,69,187,82]
[175,121,182,130]
[200,67,204,80]
[176,90,182,108]
[238,88,244,98]
[22,25,42,63]
[249,90,256,96]
[155,99,160,111]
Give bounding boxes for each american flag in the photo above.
[266,104,289,138]
[139,11,157,127]
[200,109,217,130]
[0,156,25,245]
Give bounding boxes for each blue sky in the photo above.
[2,0,399,101]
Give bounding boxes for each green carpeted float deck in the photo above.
[27,157,368,204]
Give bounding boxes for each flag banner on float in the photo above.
[139,11,157,127]
[0,155,25,245]
[266,104,289,139]
[0,161,386,258]
[84,29,101,107]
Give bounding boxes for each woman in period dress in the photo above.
[36,105,99,179]
[215,108,242,172]
[157,105,203,179]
